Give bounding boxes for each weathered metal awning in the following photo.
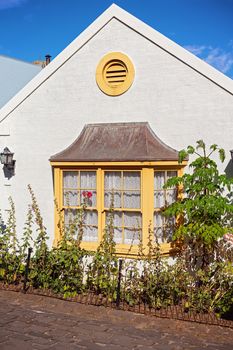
[50,122,180,162]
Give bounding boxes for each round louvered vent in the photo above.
[104,60,128,87]
[96,52,135,96]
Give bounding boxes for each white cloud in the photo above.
[184,45,209,56]
[0,0,27,10]
[205,48,233,74]
[185,43,233,75]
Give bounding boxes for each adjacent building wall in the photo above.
[0,55,42,108]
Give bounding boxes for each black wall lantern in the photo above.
[0,147,15,173]
[231,150,233,161]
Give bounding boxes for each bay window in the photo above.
[53,166,182,255]
[50,122,187,255]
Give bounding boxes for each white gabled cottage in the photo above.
[0,4,232,252]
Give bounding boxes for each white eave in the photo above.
[0,3,232,123]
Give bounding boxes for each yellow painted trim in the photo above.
[96,52,135,96]
[97,168,102,243]
[50,161,188,167]
[142,168,154,253]
[52,163,187,256]
[78,241,173,257]
[53,168,62,246]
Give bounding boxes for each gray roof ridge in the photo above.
[0,54,42,68]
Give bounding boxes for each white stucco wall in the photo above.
[0,18,232,245]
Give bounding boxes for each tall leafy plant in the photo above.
[164,140,233,270]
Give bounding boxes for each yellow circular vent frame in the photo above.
[96,52,135,96]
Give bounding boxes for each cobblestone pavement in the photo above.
[0,290,232,350]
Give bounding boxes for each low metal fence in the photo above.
[0,250,232,329]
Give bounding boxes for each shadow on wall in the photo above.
[225,160,233,179]
[3,164,15,180]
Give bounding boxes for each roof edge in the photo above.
[1,4,232,122]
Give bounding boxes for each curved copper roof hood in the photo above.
[50,122,181,162]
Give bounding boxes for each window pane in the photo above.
[167,171,177,182]
[104,172,121,190]
[83,226,98,242]
[124,228,140,245]
[154,191,165,208]
[154,211,163,227]
[106,211,123,243]
[82,210,98,242]
[81,190,96,207]
[124,212,142,227]
[64,209,78,226]
[154,172,165,190]
[106,211,122,227]
[166,216,175,243]
[80,171,96,189]
[63,171,78,188]
[154,212,174,243]
[124,172,140,190]
[84,210,98,226]
[123,191,140,208]
[104,191,121,208]
[64,209,98,242]
[166,189,177,205]
[124,212,141,245]
[114,227,123,244]
[63,190,79,206]
[154,211,164,243]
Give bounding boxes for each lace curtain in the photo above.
[63,171,98,242]
[154,171,177,243]
[104,171,140,208]
[63,171,96,207]
[153,212,175,243]
[154,171,177,208]
[64,209,98,242]
[106,211,141,245]
[63,171,78,206]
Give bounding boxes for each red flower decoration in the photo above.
[82,191,92,198]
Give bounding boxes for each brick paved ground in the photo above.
[0,290,232,349]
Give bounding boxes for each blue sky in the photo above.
[0,0,233,78]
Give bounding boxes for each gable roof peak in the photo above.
[0,4,232,122]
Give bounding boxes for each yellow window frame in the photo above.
[52,162,186,256]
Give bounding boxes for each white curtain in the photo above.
[124,172,140,189]
[64,209,98,242]
[154,211,174,243]
[104,171,141,209]
[82,210,98,242]
[80,171,96,188]
[64,209,78,226]
[166,171,177,205]
[63,171,78,188]
[124,212,141,244]
[154,171,177,208]
[105,171,121,189]
[63,171,97,207]
[154,211,164,243]
[106,211,141,245]
[106,211,122,243]
[80,171,96,207]
[154,172,165,208]
[104,172,121,208]
[63,172,79,206]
